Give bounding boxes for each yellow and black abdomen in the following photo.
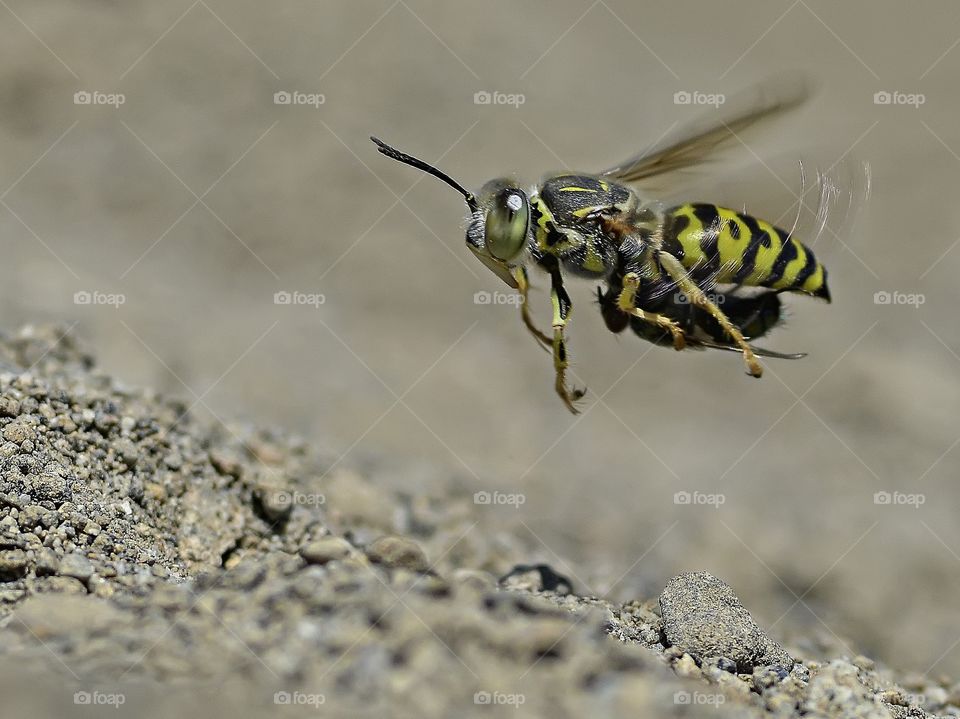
[663,203,830,301]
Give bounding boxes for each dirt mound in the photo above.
[0,325,953,718]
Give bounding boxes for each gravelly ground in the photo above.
[0,324,955,719]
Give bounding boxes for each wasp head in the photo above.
[372,137,527,288]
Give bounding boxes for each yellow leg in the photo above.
[549,270,585,414]
[617,273,686,351]
[512,266,551,350]
[657,253,763,377]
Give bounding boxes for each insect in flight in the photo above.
[372,76,853,414]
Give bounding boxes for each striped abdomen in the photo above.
[663,203,830,301]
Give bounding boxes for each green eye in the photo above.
[485,189,529,261]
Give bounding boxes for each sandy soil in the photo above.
[0,324,955,718]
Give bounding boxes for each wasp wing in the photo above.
[598,73,809,186]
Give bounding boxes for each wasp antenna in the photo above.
[370,136,479,213]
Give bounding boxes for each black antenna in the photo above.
[371,137,479,213]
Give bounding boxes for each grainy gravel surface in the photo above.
[0,325,955,718]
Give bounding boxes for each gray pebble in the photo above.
[58,552,94,583]
[659,571,793,671]
[35,548,59,576]
[299,536,352,565]
[366,535,429,572]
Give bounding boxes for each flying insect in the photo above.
[372,77,850,414]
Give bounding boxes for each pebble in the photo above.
[35,548,59,576]
[58,552,94,583]
[257,485,293,523]
[659,571,793,671]
[0,549,28,579]
[499,563,573,595]
[365,535,429,572]
[300,536,352,565]
[3,421,35,444]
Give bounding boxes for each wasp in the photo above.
[372,77,839,414]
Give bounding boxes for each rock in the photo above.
[58,553,94,583]
[366,535,429,572]
[35,548,59,576]
[0,397,21,417]
[499,564,573,595]
[300,537,352,565]
[256,484,293,524]
[659,571,793,671]
[0,549,28,580]
[2,421,35,445]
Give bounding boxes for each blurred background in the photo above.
[1,0,958,677]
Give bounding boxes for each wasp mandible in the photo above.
[372,76,839,414]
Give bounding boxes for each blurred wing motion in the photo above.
[593,73,871,358]
[599,72,809,187]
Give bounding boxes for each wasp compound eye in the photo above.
[485,189,529,262]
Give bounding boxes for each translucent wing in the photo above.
[599,73,809,186]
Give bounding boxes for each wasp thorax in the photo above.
[480,179,529,262]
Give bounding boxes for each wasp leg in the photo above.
[616,273,687,351]
[512,266,551,350]
[549,268,586,414]
[657,253,763,377]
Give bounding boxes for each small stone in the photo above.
[82,520,101,537]
[300,537,352,565]
[209,449,243,479]
[35,548,59,576]
[366,535,428,572]
[0,397,21,417]
[17,505,44,529]
[2,421,35,444]
[717,657,738,674]
[256,485,293,523]
[0,549,28,580]
[115,439,139,469]
[673,653,701,678]
[58,552,93,583]
[499,564,573,595]
[659,571,793,671]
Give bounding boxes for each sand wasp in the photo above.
[373,76,857,414]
